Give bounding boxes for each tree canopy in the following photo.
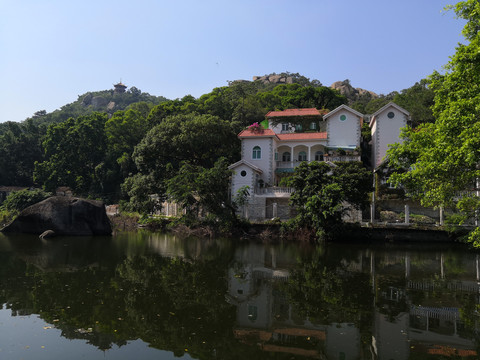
[388,0,480,244]
[284,161,371,240]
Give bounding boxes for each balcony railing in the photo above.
[276,155,361,169]
[255,187,294,195]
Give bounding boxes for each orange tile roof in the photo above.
[276,132,327,141]
[266,108,325,117]
[238,128,277,137]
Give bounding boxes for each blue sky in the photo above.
[0,0,466,123]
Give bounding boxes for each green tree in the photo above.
[284,161,371,240]
[388,0,480,245]
[123,114,240,213]
[256,83,346,113]
[34,113,108,195]
[165,158,237,226]
[0,120,45,185]
[393,79,435,127]
[1,189,51,213]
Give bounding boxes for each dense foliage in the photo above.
[284,161,372,240]
[0,188,51,213]
[387,0,480,245]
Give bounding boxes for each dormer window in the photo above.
[281,123,289,131]
[252,146,261,159]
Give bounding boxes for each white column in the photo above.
[405,204,410,225]
[439,207,444,226]
[307,146,311,162]
[290,145,294,168]
[441,253,445,279]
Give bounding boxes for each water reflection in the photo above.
[0,232,479,359]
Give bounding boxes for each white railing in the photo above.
[324,155,361,162]
[255,187,294,195]
[276,156,361,169]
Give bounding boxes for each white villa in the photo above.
[370,102,410,169]
[229,102,410,221]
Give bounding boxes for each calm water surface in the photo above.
[0,231,479,359]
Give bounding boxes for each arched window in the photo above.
[298,151,307,161]
[252,146,261,159]
[282,152,291,162]
[315,151,324,161]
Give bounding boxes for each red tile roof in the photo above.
[265,108,325,117]
[238,128,277,137]
[276,132,327,141]
[238,128,327,141]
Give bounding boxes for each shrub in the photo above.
[1,189,51,213]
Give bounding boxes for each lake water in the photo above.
[0,231,479,360]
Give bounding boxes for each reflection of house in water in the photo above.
[226,244,480,359]
[372,250,480,359]
[226,244,361,360]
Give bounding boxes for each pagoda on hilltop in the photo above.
[113,81,127,94]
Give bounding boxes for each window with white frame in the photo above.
[282,152,291,162]
[298,151,307,161]
[252,146,261,159]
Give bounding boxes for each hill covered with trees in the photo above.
[0,70,436,228]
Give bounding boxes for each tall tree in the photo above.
[256,83,346,112]
[166,158,237,226]
[34,113,108,195]
[0,120,45,185]
[123,114,240,213]
[284,161,371,240]
[388,0,480,244]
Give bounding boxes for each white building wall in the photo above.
[326,109,361,148]
[373,108,407,168]
[242,138,274,186]
[371,119,378,168]
[230,163,257,198]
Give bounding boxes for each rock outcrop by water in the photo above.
[1,196,112,236]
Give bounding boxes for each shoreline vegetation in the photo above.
[108,211,469,245]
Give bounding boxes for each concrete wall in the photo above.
[244,196,267,221]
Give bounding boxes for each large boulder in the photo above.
[1,196,112,236]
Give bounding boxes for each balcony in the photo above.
[254,186,294,196]
[276,155,361,170]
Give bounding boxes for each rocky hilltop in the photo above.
[330,80,378,103]
[250,74,377,104]
[252,74,294,85]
